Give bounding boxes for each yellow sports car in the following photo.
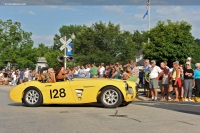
[10,77,136,108]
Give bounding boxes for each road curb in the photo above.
[134,96,200,103]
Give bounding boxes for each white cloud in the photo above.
[153,6,200,38]
[59,6,79,11]
[19,10,36,15]
[44,5,79,11]
[108,5,200,39]
[120,24,147,33]
[27,10,36,15]
[102,6,124,14]
[32,34,54,47]
[155,6,182,15]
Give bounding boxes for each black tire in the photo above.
[100,86,122,108]
[97,94,101,104]
[120,101,132,107]
[23,87,43,107]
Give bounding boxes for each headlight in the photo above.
[125,83,129,90]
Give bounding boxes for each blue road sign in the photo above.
[66,43,73,56]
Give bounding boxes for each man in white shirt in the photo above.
[99,63,105,78]
[23,68,29,82]
[73,66,80,78]
[0,72,4,85]
[85,64,91,78]
[149,60,163,101]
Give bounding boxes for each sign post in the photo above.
[59,37,72,69]
[64,36,67,69]
[59,33,75,69]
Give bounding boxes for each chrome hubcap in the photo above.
[103,89,119,105]
[25,90,39,105]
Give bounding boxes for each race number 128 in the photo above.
[50,88,66,99]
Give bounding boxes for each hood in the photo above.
[72,78,126,83]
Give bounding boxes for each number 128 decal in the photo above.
[50,88,66,99]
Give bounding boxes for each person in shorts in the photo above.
[149,60,163,101]
[160,62,170,101]
[172,61,181,102]
[145,67,151,98]
[143,59,151,95]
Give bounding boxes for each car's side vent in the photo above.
[75,89,84,101]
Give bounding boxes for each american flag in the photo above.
[146,0,150,10]
[143,0,150,19]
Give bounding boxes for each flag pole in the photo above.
[148,0,150,44]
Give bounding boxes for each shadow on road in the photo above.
[133,101,200,116]
[41,103,105,108]
[8,102,112,108]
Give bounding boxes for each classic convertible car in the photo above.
[10,77,136,108]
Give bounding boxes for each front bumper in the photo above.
[124,93,135,102]
[124,81,137,102]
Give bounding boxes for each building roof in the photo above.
[137,59,145,66]
[37,57,47,63]
[135,48,144,56]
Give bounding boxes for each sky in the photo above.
[0,0,200,47]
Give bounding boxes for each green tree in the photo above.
[0,19,37,69]
[132,30,147,51]
[144,20,195,66]
[195,38,200,46]
[53,21,140,65]
[35,43,50,57]
[44,49,62,67]
[53,25,83,50]
[192,39,200,63]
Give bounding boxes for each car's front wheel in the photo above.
[100,86,122,108]
[23,87,43,107]
[120,101,132,107]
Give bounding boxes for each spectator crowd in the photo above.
[0,57,200,102]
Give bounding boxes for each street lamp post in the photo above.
[64,36,67,69]
[71,33,76,67]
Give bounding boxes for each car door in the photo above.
[69,80,99,103]
[45,81,76,104]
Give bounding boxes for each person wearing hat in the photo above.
[184,57,195,70]
[149,60,163,101]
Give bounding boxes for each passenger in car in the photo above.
[55,67,66,82]
[40,70,48,83]
[46,68,56,83]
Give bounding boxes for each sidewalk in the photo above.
[135,87,200,102]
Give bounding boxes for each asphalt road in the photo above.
[1,85,200,133]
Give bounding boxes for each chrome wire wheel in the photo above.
[102,89,119,106]
[25,90,40,105]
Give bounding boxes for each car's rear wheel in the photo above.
[100,86,122,108]
[23,87,43,107]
